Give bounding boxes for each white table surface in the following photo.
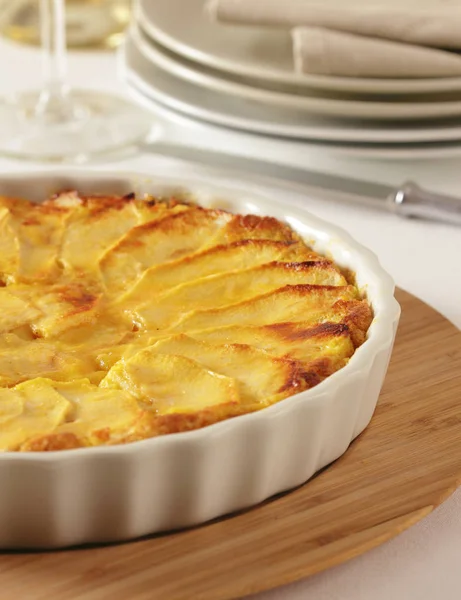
[0,37,460,600]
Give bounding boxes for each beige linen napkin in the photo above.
[292,27,461,77]
[207,0,461,49]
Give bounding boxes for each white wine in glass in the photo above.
[0,0,151,162]
[0,0,131,49]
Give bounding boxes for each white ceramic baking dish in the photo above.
[0,170,400,549]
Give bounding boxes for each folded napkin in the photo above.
[207,0,461,49]
[292,27,461,77]
[207,0,461,77]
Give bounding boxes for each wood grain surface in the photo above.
[1,288,461,600]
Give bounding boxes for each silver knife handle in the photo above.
[391,181,461,226]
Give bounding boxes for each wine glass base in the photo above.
[0,89,154,162]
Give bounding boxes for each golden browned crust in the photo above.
[134,404,243,439]
[223,214,300,243]
[335,300,373,346]
[0,192,372,451]
[21,432,84,452]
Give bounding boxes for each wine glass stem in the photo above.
[42,0,67,94]
[36,0,84,122]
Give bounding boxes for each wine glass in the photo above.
[0,0,152,162]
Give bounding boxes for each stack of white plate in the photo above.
[121,0,461,157]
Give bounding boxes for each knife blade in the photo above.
[143,141,461,226]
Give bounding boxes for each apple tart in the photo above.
[0,191,372,451]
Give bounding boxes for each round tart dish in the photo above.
[0,171,400,548]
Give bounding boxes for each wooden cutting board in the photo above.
[1,288,461,600]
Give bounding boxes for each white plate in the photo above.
[130,25,461,122]
[122,36,461,145]
[129,83,461,161]
[124,77,461,161]
[136,0,461,96]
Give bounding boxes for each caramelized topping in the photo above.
[0,191,372,451]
